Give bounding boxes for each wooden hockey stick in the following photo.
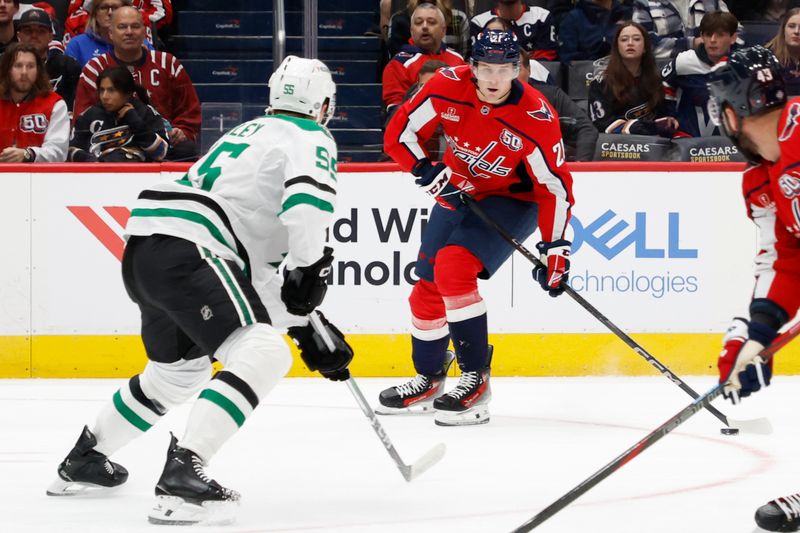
[512,320,800,532]
[461,193,770,434]
[309,312,446,482]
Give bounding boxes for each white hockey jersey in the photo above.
[125,113,338,319]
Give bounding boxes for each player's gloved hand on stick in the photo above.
[281,247,334,316]
[717,317,773,404]
[288,312,354,381]
[412,159,463,211]
[532,239,571,297]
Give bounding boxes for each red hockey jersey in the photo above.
[382,43,465,108]
[384,64,574,243]
[741,97,800,316]
[73,49,200,140]
[0,91,69,162]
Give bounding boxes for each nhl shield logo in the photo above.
[480,105,490,115]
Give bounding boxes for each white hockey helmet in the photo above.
[268,56,336,126]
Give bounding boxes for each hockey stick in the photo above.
[460,193,770,434]
[309,312,446,482]
[512,320,800,532]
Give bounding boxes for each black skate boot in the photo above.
[433,346,493,426]
[46,425,129,496]
[376,350,456,415]
[148,433,240,526]
[756,494,800,532]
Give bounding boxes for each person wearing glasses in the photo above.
[65,0,152,67]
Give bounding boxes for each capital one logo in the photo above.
[570,210,698,259]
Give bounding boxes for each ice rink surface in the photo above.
[3,375,798,533]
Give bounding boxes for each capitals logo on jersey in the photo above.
[527,98,553,122]
[448,138,512,178]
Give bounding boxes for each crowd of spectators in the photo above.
[379,0,800,161]
[0,0,202,164]
[3,0,800,164]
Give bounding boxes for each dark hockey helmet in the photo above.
[471,30,520,66]
[471,30,520,81]
[707,45,786,126]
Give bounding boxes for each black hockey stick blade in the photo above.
[511,321,800,532]
[459,194,755,431]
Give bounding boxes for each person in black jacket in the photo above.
[519,48,598,161]
[69,66,168,162]
[587,21,677,136]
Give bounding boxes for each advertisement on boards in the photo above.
[19,168,756,337]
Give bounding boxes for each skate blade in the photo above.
[148,495,239,526]
[434,405,490,426]
[375,401,437,416]
[46,477,121,497]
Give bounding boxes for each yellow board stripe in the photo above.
[2,334,799,378]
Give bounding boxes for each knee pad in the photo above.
[433,246,483,297]
[750,298,790,331]
[409,279,449,340]
[214,323,292,400]
[140,357,212,409]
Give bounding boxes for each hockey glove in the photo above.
[287,312,353,381]
[532,239,571,297]
[412,159,462,210]
[281,247,334,316]
[718,318,773,404]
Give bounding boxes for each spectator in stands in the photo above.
[588,22,677,136]
[633,0,742,59]
[470,0,558,60]
[767,8,800,95]
[0,0,19,55]
[0,43,68,162]
[65,0,172,45]
[518,48,598,161]
[65,0,154,67]
[386,0,470,57]
[385,59,449,157]
[662,11,737,137]
[70,66,167,161]
[558,0,632,64]
[73,6,199,161]
[382,2,465,114]
[16,9,81,112]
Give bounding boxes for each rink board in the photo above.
[1,162,799,377]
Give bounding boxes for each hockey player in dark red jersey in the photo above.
[707,45,800,532]
[380,29,574,426]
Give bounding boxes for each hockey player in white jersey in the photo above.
[46,56,353,526]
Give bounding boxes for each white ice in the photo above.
[2,375,798,533]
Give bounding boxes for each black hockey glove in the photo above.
[281,247,334,316]
[412,159,463,211]
[287,312,353,381]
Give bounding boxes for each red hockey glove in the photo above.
[532,240,571,297]
[412,160,462,210]
[718,318,773,404]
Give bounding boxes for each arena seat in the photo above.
[670,136,746,163]
[182,59,378,84]
[741,21,779,47]
[567,60,599,100]
[592,133,672,161]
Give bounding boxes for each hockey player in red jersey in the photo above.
[707,46,800,532]
[380,29,574,426]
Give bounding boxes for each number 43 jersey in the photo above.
[125,113,338,289]
[384,64,574,243]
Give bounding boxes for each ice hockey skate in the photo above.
[756,493,800,532]
[376,350,456,414]
[46,425,129,496]
[433,347,493,426]
[148,434,240,526]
